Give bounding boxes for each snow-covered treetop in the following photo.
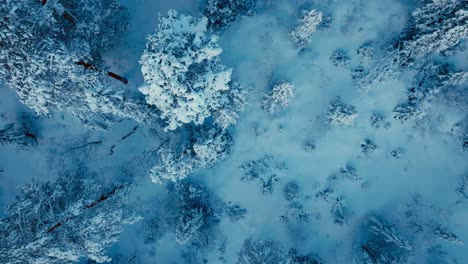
[0,0,156,130]
[140,10,235,131]
[149,127,233,183]
[404,0,467,59]
[326,98,358,127]
[262,81,296,114]
[204,0,256,31]
[290,9,324,48]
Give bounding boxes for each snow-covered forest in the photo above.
[0,0,467,263]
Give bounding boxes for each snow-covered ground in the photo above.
[1,0,467,263]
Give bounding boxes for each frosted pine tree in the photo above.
[325,98,358,127]
[150,127,233,183]
[0,168,140,263]
[401,0,468,59]
[360,0,467,92]
[290,9,324,48]
[0,0,157,129]
[262,81,295,114]
[140,10,243,131]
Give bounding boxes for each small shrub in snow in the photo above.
[204,0,256,31]
[240,155,285,194]
[330,49,351,67]
[290,9,324,48]
[390,148,404,159]
[140,10,239,131]
[330,197,347,225]
[361,139,378,156]
[303,139,316,152]
[281,201,310,224]
[225,203,247,222]
[283,182,301,201]
[339,164,362,181]
[326,98,358,127]
[370,113,391,129]
[262,82,296,114]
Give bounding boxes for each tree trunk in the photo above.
[40,0,77,25]
[76,61,128,84]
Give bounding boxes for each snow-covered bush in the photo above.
[303,139,316,152]
[360,139,378,156]
[339,164,362,181]
[280,201,311,224]
[325,98,358,127]
[370,113,390,129]
[290,9,324,48]
[205,0,256,31]
[150,127,233,183]
[140,10,242,131]
[240,155,286,194]
[225,203,247,222]
[261,81,295,114]
[330,49,351,67]
[283,182,301,201]
[0,167,140,263]
[390,148,404,159]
